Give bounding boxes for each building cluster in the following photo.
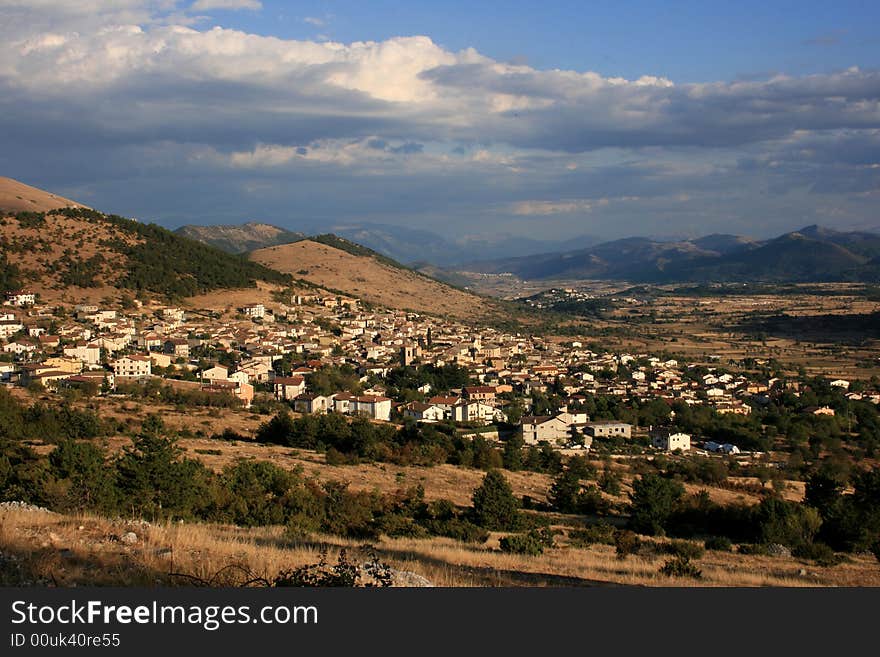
[2,286,874,453]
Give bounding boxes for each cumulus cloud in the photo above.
[0,2,878,240]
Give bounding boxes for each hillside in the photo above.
[0,176,86,213]
[250,237,504,320]
[1,203,290,303]
[175,222,304,254]
[461,226,880,284]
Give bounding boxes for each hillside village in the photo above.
[3,284,872,458]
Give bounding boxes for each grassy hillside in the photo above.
[250,238,505,320]
[0,206,290,300]
[175,222,304,254]
[0,176,86,214]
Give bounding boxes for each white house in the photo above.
[293,393,330,414]
[584,421,632,439]
[112,355,152,378]
[64,342,102,366]
[4,290,35,306]
[0,320,24,340]
[403,402,446,423]
[651,430,691,452]
[200,365,229,382]
[274,375,306,401]
[520,415,570,445]
[242,304,265,319]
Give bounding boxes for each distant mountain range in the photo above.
[459,225,880,283]
[175,222,305,254]
[175,221,600,265]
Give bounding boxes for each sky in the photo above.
[1,0,879,244]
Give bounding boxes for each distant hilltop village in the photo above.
[2,283,868,456]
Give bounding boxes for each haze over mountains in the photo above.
[178,215,880,285]
[175,221,599,266]
[461,225,880,283]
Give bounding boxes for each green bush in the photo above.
[614,530,642,559]
[499,528,555,556]
[792,542,843,566]
[568,522,617,547]
[659,556,702,579]
[664,540,705,560]
[704,536,733,552]
[472,470,521,531]
[737,543,771,556]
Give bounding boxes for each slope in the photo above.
[175,222,304,254]
[249,237,503,320]
[0,176,87,213]
[1,204,289,303]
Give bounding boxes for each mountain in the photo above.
[0,176,87,213]
[326,223,600,266]
[1,180,289,301]
[460,226,880,283]
[175,222,304,254]
[691,234,758,255]
[249,235,504,320]
[178,219,600,266]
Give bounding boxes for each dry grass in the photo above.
[3,508,878,588]
[250,240,503,321]
[0,176,86,213]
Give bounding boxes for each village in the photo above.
[2,286,872,460]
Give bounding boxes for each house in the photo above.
[163,339,190,358]
[200,365,229,383]
[804,406,836,416]
[584,421,632,439]
[242,304,265,319]
[149,352,173,369]
[201,380,254,408]
[352,395,392,421]
[463,386,496,402]
[112,355,152,378]
[238,359,272,383]
[2,340,36,356]
[0,320,24,340]
[830,379,850,390]
[400,344,422,366]
[41,357,83,374]
[274,375,306,401]
[402,402,446,423]
[4,290,35,306]
[452,399,504,425]
[520,415,570,445]
[428,395,461,418]
[293,393,330,414]
[37,334,60,350]
[63,342,102,366]
[651,429,691,452]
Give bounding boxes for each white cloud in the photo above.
[191,0,261,10]
[303,16,324,26]
[1,2,878,239]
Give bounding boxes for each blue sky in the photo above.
[239,1,880,81]
[0,0,878,246]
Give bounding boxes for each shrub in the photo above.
[737,543,771,556]
[614,530,642,559]
[568,522,617,548]
[664,540,705,560]
[629,474,685,536]
[792,542,843,566]
[704,536,733,552]
[472,470,520,531]
[273,548,393,587]
[659,556,702,579]
[499,529,554,556]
